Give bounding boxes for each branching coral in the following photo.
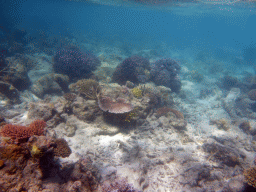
[0,120,46,142]
[53,46,101,79]
[112,55,150,85]
[70,79,100,99]
[150,58,181,93]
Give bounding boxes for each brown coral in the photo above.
[98,96,133,114]
[248,89,256,101]
[53,138,72,158]
[0,124,32,140]
[29,120,46,136]
[0,120,46,142]
[244,167,256,188]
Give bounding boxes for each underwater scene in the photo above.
[1,0,256,191]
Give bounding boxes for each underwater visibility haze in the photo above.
[1,0,256,191]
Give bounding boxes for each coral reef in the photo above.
[31,73,69,98]
[0,120,46,142]
[0,135,72,191]
[53,46,101,79]
[112,55,150,85]
[150,58,181,93]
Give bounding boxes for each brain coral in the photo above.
[150,58,181,93]
[112,55,150,85]
[53,46,101,79]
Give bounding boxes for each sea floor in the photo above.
[1,50,256,191]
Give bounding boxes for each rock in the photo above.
[31,73,69,98]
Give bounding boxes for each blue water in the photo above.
[2,0,256,65]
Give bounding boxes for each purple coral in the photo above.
[53,46,101,79]
[112,55,150,85]
[150,58,181,93]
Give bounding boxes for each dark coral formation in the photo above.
[112,55,150,85]
[150,58,181,93]
[53,138,72,158]
[219,75,239,90]
[53,46,101,79]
